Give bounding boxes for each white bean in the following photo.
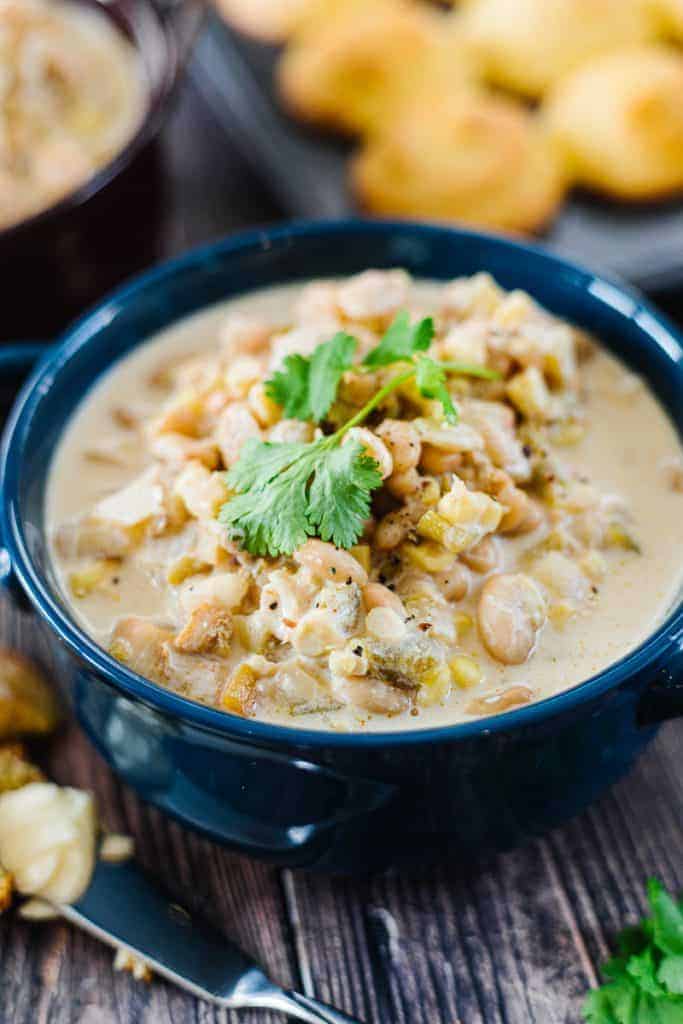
[376,419,421,473]
[293,539,368,586]
[363,583,406,616]
[477,573,546,665]
[215,403,262,467]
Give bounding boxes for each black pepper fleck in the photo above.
[353,646,363,657]
[269,602,278,610]
[522,444,532,457]
[346,576,353,585]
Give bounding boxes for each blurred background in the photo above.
[2,0,683,343]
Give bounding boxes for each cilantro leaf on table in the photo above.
[658,957,683,996]
[220,436,382,557]
[649,879,683,957]
[582,880,683,1024]
[414,355,458,424]
[265,332,357,423]
[362,310,434,367]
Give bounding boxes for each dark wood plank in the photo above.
[283,726,683,1024]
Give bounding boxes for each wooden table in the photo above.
[1,68,682,1024]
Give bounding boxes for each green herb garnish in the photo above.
[219,311,498,557]
[362,310,434,367]
[583,879,683,1023]
[265,331,357,423]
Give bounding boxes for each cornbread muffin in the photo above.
[544,46,683,200]
[353,92,565,232]
[277,1,474,136]
[651,0,683,40]
[461,0,657,97]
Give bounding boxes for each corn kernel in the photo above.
[580,549,608,581]
[548,602,575,628]
[401,540,454,573]
[492,290,534,330]
[233,614,269,654]
[248,383,281,427]
[450,655,482,690]
[605,523,641,553]
[416,509,449,546]
[549,419,585,446]
[543,328,576,387]
[417,664,452,707]
[350,544,371,574]
[439,481,503,530]
[166,556,211,586]
[69,559,120,599]
[506,367,551,420]
[220,664,256,716]
[453,612,473,638]
[418,480,503,554]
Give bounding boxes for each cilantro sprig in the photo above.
[264,311,496,427]
[219,311,498,557]
[583,879,683,1023]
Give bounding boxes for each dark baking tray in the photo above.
[191,11,683,292]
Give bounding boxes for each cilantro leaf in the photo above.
[265,332,357,424]
[220,436,382,557]
[659,957,683,995]
[649,880,683,957]
[225,438,311,493]
[363,311,434,367]
[583,977,638,1024]
[626,948,667,999]
[308,331,357,423]
[414,355,458,424]
[307,440,382,550]
[583,882,683,1024]
[221,441,319,557]
[265,354,312,421]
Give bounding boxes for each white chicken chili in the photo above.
[46,271,683,731]
[0,0,146,231]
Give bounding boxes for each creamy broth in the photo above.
[46,275,683,732]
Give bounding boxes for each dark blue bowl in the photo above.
[2,221,683,873]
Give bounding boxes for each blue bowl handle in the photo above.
[637,623,683,726]
[1,343,51,607]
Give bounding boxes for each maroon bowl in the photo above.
[0,0,204,342]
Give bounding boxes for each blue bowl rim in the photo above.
[2,217,683,749]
